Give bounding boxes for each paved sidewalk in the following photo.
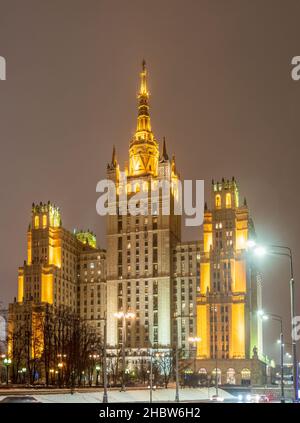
[0,387,234,403]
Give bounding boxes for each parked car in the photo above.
[258,395,270,403]
[0,396,39,403]
[210,394,224,402]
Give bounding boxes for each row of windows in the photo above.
[215,193,232,208]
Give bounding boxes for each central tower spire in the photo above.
[129,61,159,176]
[135,59,153,140]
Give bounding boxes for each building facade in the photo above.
[8,202,107,358]
[195,178,265,385]
[7,63,266,385]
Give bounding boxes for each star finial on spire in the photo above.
[142,59,146,71]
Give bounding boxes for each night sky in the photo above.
[0,0,300,362]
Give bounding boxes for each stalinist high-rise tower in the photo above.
[106,61,183,349]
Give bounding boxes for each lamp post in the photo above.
[58,362,63,387]
[21,367,27,385]
[96,365,101,386]
[250,242,298,402]
[103,316,108,403]
[188,337,201,374]
[173,313,198,402]
[175,342,179,402]
[258,311,285,403]
[3,358,11,385]
[173,313,183,403]
[147,347,154,403]
[211,300,219,397]
[114,311,135,392]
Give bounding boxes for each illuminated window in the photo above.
[241,368,251,385]
[225,193,232,208]
[143,181,148,192]
[34,215,39,229]
[42,214,47,228]
[135,183,140,193]
[215,194,221,208]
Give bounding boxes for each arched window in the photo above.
[241,368,251,386]
[42,214,47,228]
[226,193,232,208]
[226,368,236,384]
[215,194,221,208]
[198,368,208,383]
[34,215,39,229]
[135,183,140,193]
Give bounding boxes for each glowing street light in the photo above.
[188,336,202,343]
[246,239,257,249]
[114,310,135,391]
[95,364,101,386]
[258,310,285,402]
[249,242,298,402]
[3,357,11,385]
[254,246,267,257]
[286,353,292,359]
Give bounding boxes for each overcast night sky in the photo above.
[0,0,300,362]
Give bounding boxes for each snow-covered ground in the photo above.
[0,387,234,403]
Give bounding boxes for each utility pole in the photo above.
[149,348,153,403]
[175,342,179,402]
[103,317,108,403]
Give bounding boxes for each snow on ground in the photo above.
[0,388,234,403]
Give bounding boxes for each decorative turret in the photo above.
[160,137,169,162]
[75,230,97,249]
[212,177,239,210]
[31,202,61,229]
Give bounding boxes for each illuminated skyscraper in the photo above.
[8,202,106,357]
[196,179,265,385]
[106,61,184,349]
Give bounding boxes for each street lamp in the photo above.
[114,311,135,391]
[258,310,285,403]
[3,358,11,385]
[210,302,219,397]
[58,362,63,387]
[248,241,298,402]
[49,368,54,385]
[102,316,108,403]
[188,337,202,374]
[96,365,101,386]
[21,367,26,384]
[148,348,154,403]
